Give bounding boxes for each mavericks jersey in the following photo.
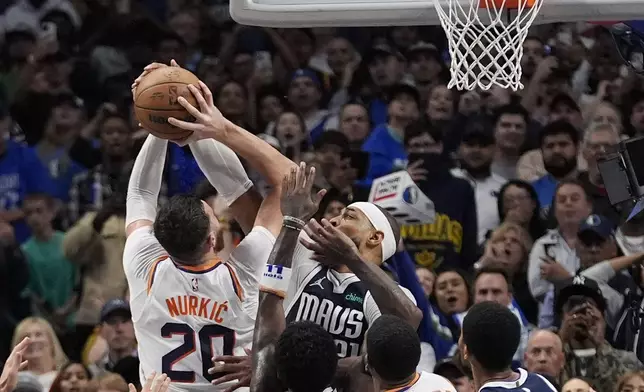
[123,226,275,392]
[286,265,368,357]
[480,368,557,392]
[285,232,416,358]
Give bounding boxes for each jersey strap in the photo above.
[384,372,420,392]
[224,263,244,301]
[147,255,169,294]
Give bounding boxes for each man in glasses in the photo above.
[554,275,643,391]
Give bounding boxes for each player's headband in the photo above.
[349,202,397,262]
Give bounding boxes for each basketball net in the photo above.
[433,0,544,91]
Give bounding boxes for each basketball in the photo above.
[134,67,200,140]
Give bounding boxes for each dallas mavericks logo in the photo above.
[264,265,285,280]
[402,186,418,205]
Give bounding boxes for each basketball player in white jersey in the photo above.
[125,64,296,391]
[167,75,423,391]
[365,315,456,391]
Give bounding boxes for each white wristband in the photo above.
[259,264,292,299]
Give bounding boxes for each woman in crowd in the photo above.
[272,110,311,162]
[615,370,644,392]
[49,362,92,392]
[497,179,546,243]
[11,318,68,391]
[477,222,538,323]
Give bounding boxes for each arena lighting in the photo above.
[597,135,644,221]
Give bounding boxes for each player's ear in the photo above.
[207,231,219,253]
[367,230,384,247]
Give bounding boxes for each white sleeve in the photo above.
[363,286,417,326]
[418,342,436,373]
[528,237,550,300]
[226,226,276,292]
[123,226,167,301]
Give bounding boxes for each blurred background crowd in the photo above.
[2,1,644,392]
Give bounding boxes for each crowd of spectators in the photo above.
[2,1,644,392]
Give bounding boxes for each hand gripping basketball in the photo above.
[167,82,230,146]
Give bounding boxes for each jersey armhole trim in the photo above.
[225,263,245,301]
[147,256,168,294]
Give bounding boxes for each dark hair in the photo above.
[314,188,351,221]
[275,321,337,392]
[375,205,401,248]
[539,120,579,147]
[49,362,92,392]
[153,195,210,262]
[462,302,520,373]
[404,116,443,147]
[195,180,218,201]
[492,104,530,128]
[366,315,420,382]
[497,180,546,240]
[313,130,349,151]
[474,265,513,293]
[553,178,591,202]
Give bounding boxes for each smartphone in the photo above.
[543,243,555,259]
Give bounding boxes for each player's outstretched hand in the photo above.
[300,218,361,267]
[209,348,252,392]
[131,59,180,100]
[281,162,326,222]
[130,372,171,392]
[0,337,30,392]
[167,81,229,145]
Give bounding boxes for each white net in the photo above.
[433,0,545,91]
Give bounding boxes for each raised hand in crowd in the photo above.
[0,337,30,392]
[129,372,171,392]
[540,255,572,282]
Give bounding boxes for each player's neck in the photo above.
[380,372,418,390]
[474,368,516,390]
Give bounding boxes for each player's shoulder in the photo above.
[417,371,457,391]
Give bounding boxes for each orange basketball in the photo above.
[479,0,535,8]
[134,67,200,140]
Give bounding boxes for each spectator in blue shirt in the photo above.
[361,83,420,188]
[33,93,86,202]
[0,110,51,243]
[532,120,580,219]
[362,45,407,126]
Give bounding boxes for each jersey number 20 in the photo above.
[161,322,235,383]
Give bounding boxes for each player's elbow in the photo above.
[407,305,423,329]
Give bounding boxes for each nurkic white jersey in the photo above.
[384,372,457,392]
[123,226,275,392]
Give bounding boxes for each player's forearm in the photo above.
[125,135,167,226]
[347,256,423,328]
[253,226,301,350]
[218,121,296,186]
[189,139,253,206]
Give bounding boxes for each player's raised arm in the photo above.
[169,82,297,237]
[251,163,325,392]
[125,134,167,237]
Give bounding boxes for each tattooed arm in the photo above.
[251,163,326,392]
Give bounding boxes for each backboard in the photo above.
[231,0,644,27]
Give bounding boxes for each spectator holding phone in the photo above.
[555,276,643,391]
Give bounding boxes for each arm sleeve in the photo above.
[189,139,253,206]
[363,286,417,326]
[581,261,624,326]
[226,226,276,293]
[528,238,550,300]
[125,135,167,227]
[122,226,167,302]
